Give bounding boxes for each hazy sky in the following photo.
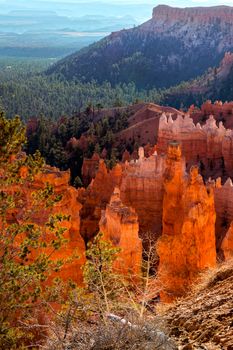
[1,0,233,4]
[1,0,233,9]
[36,0,233,4]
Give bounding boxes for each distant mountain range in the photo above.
[48,5,233,89]
[0,11,137,59]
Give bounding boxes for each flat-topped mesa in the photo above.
[157,113,233,176]
[99,188,142,277]
[157,144,216,302]
[120,147,166,239]
[152,5,233,24]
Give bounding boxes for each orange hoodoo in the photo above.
[157,142,216,302]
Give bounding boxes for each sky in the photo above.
[0,0,233,10]
[0,0,233,4]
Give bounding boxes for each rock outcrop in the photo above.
[78,160,123,243]
[221,222,233,260]
[152,5,233,24]
[157,112,233,178]
[157,142,216,302]
[99,188,142,277]
[120,147,165,241]
[81,153,100,187]
[212,177,233,254]
[8,166,85,285]
[33,167,86,284]
[191,99,233,129]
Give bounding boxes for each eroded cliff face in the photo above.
[78,160,123,243]
[34,167,85,284]
[152,5,233,23]
[157,143,216,302]
[99,188,142,277]
[221,222,233,260]
[9,166,85,285]
[120,147,165,241]
[157,112,233,178]
[82,153,100,187]
[213,177,233,254]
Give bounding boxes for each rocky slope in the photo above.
[165,260,233,349]
[47,5,233,89]
[164,52,233,108]
[157,143,216,302]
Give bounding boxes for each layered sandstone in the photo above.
[81,153,100,187]
[157,142,216,302]
[116,103,181,146]
[221,222,233,260]
[120,147,165,240]
[157,112,233,178]
[78,160,123,243]
[213,177,233,254]
[191,100,233,129]
[99,188,142,276]
[152,5,233,25]
[35,167,85,283]
[10,166,85,284]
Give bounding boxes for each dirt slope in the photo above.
[165,261,233,349]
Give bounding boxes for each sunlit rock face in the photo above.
[120,147,165,241]
[8,166,86,285]
[78,160,123,243]
[33,167,86,284]
[157,112,233,178]
[99,187,142,277]
[157,142,216,302]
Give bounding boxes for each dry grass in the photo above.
[43,313,177,350]
[164,260,233,349]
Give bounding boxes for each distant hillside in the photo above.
[47,5,233,89]
[162,52,233,108]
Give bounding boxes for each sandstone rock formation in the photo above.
[78,160,123,243]
[152,5,233,24]
[8,166,85,285]
[157,112,233,178]
[33,166,86,284]
[191,100,233,129]
[81,153,100,187]
[120,147,165,241]
[212,177,233,254]
[221,222,233,260]
[157,142,216,302]
[115,103,181,146]
[99,188,142,277]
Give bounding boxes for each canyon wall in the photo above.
[82,153,100,187]
[120,147,165,240]
[33,167,86,284]
[157,112,233,178]
[221,222,233,260]
[99,188,142,277]
[5,165,86,285]
[78,160,123,243]
[157,142,216,302]
[212,177,233,254]
[191,100,233,129]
